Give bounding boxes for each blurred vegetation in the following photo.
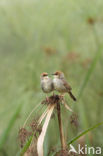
[0,0,103,155]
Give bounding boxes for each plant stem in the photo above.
[57,103,66,150]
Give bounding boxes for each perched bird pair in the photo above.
[40,71,76,101]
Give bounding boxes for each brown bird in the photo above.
[52,71,76,101]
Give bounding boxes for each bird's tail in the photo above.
[68,91,76,101]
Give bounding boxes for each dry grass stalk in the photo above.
[57,103,66,151]
[63,102,73,112]
[37,104,55,156]
[38,105,51,125]
[23,103,41,128]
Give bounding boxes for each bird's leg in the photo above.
[46,95,49,102]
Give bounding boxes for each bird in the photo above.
[40,72,54,97]
[52,71,76,101]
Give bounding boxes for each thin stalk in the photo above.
[23,103,41,128]
[57,103,66,150]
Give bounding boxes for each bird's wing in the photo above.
[62,79,72,91]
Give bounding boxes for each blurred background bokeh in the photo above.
[0,0,103,155]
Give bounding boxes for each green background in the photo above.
[0,0,103,155]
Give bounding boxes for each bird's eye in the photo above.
[43,74,48,77]
[55,73,59,75]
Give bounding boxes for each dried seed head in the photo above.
[43,46,57,56]
[30,117,42,135]
[41,95,63,105]
[70,113,79,128]
[87,17,95,25]
[30,119,38,132]
[66,52,80,62]
[18,128,31,148]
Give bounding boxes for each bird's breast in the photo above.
[53,78,66,92]
[41,78,53,93]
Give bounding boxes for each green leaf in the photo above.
[77,26,103,129]
[20,135,33,156]
[68,122,103,145]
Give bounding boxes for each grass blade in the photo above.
[78,45,102,99]
[20,135,33,156]
[68,121,103,145]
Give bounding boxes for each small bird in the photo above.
[52,71,76,101]
[40,72,54,95]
